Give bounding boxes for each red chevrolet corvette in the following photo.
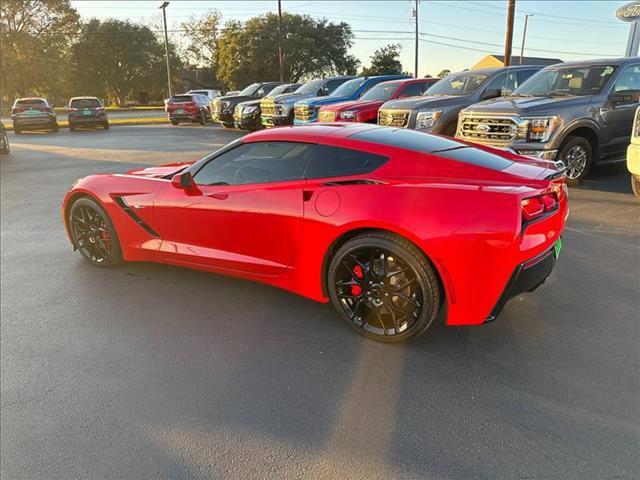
[63,124,568,342]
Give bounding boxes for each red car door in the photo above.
[152,141,316,276]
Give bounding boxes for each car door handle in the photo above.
[207,192,229,200]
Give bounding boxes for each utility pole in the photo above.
[277,0,284,82]
[159,2,172,98]
[413,0,420,78]
[519,14,533,63]
[504,0,515,66]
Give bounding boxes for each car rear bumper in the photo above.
[485,240,560,322]
[69,116,107,124]
[12,115,55,126]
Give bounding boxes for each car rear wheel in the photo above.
[13,125,21,134]
[198,111,206,125]
[559,136,592,186]
[52,122,59,132]
[0,134,9,154]
[103,121,110,130]
[69,123,76,132]
[632,175,640,199]
[69,197,122,267]
[328,232,440,342]
[170,119,179,126]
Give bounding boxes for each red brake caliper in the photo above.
[351,265,364,296]
[100,221,111,250]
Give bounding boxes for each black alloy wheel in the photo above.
[328,232,440,342]
[69,198,122,267]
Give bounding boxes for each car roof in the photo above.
[15,97,46,101]
[69,96,100,101]
[375,78,438,88]
[542,57,637,68]
[453,65,542,76]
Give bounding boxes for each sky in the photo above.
[70,0,634,77]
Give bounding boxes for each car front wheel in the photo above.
[559,136,592,186]
[632,175,640,198]
[68,197,123,267]
[327,232,440,342]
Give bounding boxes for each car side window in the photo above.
[399,83,424,97]
[321,79,344,95]
[305,145,389,179]
[193,141,316,186]
[262,84,277,95]
[612,64,640,93]
[517,69,538,88]
[484,72,518,95]
[255,87,265,98]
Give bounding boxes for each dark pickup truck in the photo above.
[377,65,543,136]
[457,58,640,185]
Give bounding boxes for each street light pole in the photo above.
[519,14,533,63]
[277,0,284,82]
[413,0,420,78]
[159,2,172,98]
[504,0,516,66]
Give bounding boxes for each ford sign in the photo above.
[616,2,640,22]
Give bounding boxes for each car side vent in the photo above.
[113,196,160,237]
[322,179,383,186]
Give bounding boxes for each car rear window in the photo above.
[171,95,193,103]
[16,99,46,106]
[70,99,101,108]
[305,145,388,179]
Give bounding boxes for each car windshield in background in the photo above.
[269,84,293,96]
[239,83,260,96]
[360,83,400,101]
[16,99,46,106]
[296,79,324,94]
[513,65,617,97]
[171,95,193,103]
[331,78,367,97]
[426,74,488,96]
[70,99,101,108]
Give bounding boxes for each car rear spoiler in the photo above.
[545,161,567,181]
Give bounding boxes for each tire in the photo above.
[198,111,206,125]
[13,124,21,134]
[103,121,110,130]
[558,135,592,186]
[632,175,640,199]
[170,119,179,126]
[52,122,59,132]
[68,197,123,268]
[0,135,9,155]
[221,122,234,129]
[327,231,440,342]
[69,123,76,132]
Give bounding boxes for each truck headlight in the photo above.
[525,116,558,142]
[339,110,356,119]
[415,110,442,130]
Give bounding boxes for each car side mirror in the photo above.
[171,171,194,190]
[482,88,502,100]
[610,89,640,104]
[318,88,329,96]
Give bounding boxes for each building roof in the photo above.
[472,54,563,70]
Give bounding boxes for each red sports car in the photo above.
[317,77,439,124]
[63,124,568,342]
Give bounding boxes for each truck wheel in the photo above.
[198,111,206,125]
[632,175,640,199]
[170,119,179,126]
[558,136,592,186]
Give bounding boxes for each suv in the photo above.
[317,78,438,123]
[260,76,354,128]
[211,82,281,128]
[186,89,222,102]
[11,97,59,133]
[457,58,640,185]
[165,93,211,126]
[233,83,301,131]
[294,75,410,124]
[378,66,543,136]
[68,97,109,131]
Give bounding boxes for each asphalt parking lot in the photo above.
[1,125,638,480]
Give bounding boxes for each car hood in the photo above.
[271,91,315,105]
[381,94,472,111]
[237,99,262,108]
[463,95,593,116]
[126,162,192,179]
[297,95,353,107]
[217,95,254,107]
[322,99,385,112]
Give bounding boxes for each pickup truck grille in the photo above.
[294,105,312,121]
[458,114,518,143]
[318,111,336,122]
[261,98,276,117]
[378,109,410,127]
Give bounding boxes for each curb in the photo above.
[6,117,169,132]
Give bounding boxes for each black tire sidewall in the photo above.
[559,136,592,186]
[327,234,440,342]
[68,197,123,267]
[632,175,640,198]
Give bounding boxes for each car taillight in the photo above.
[522,193,557,222]
[12,107,24,113]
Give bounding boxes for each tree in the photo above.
[360,44,403,76]
[437,69,452,78]
[70,19,182,105]
[181,11,221,69]
[214,13,358,89]
[0,0,80,103]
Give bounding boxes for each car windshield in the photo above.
[295,79,325,95]
[190,90,207,95]
[70,99,101,108]
[331,78,367,97]
[239,83,261,96]
[360,83,401,101]
[513,65,617,97]
[269,84,294,96]
[426,73,488,96]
